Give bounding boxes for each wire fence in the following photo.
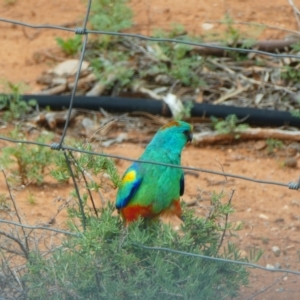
[1,0,300,298]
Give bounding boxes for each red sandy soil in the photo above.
[1,1,300,299]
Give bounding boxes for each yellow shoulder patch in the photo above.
[122,170,136,184]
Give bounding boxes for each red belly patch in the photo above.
[120,204,155,223]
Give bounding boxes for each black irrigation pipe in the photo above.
[22,95,300,128]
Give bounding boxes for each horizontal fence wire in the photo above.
[1,17,300,59]
[0,135,296,189]
[1,0,300,285]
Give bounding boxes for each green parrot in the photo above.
[115,120,193,223]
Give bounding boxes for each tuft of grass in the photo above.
[0,193,10,210]
[27,193,36,205]
[55,35,82,56]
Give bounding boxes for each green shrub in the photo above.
[0,81,36,121]
[89,0,133,33]
[55,35,82,56]
[0,128,55,185]
[23,195,254,299]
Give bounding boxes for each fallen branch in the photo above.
[193,128,300,145]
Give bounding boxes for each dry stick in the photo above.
[206,20,300,37]
[11,267,24,294]
[0,219,77,236]
[68,151,98,217]
[288,0,300,31]
[213,84,250,104]
[0,250,25,294]
[1,169,29,253]
[82,170,106,206]
[0,230,28,259]
[245,272,288,300]
[0,245,24,257]
[63,151,86,231]
[238,73,295,94]
[193,128,300,145]
[209,58,295,95]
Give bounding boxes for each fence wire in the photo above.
[1,0,300,291]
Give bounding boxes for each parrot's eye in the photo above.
[183,129,193,143]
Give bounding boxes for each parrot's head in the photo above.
[149,121,193,154]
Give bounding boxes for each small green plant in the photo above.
[27,193,36,205]
[291,42,300,52]
[211,114,249,138]
[0,193,9,210]
[281,65,300,83]
[0,128,55,185]
[170,56,205,87]
[223,13,241,47]
[91,51,134,89]
[0,81,36,121]
[51,142,120,189]
[89,0,132,45]
[139,41,205,88]
[55,35,82,56]
[266,138,284,154]
[90,0,132,32]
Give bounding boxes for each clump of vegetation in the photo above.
[0,128,55,185]
[89,0,133,37]
[266,138,284,154]
[55,35,82,56]
[22,190,258,299]
[281,43,300,84]
[0,81,36,121]
[281,65,300,83]
[51,142,120,186]
[211,114,249,139]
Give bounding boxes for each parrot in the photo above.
[115,120,193,224]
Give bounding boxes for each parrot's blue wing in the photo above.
[116,163,143,209]
[180,173,184,196]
